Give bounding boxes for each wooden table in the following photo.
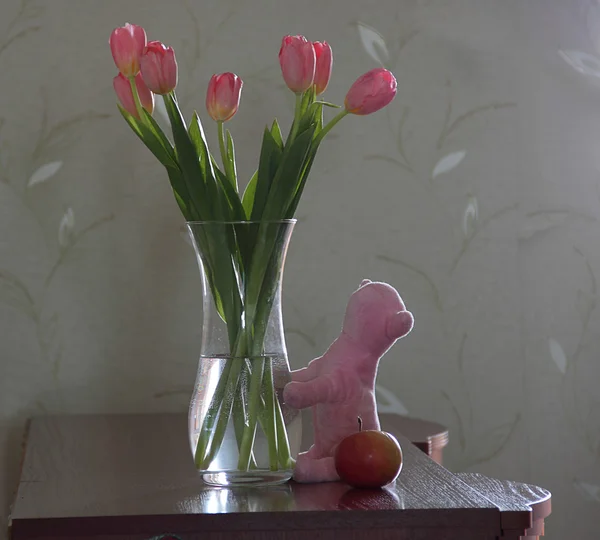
[8,414,550,540]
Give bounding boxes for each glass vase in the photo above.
[187,220,301,487]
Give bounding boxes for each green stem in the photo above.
[128,76,146,122]
[287,92,304,145]
[199,356,244,468]
[275,396,293,468]
[263,358,279,470]
[193,358,233,466]
[217,121,230,180]
[313,109,349,146]
[237,355,265,470]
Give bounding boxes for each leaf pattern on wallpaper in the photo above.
[285,297,332,356]
[371,79,514,187]
[518,209,597,242]
[440,333,474,454]
[365,154,414,175]
[376,254,443,311]
[441,389,467,451]
[31,109,110,164]
[439,330,523,470]
[559,49,600,79]
[58,207,75,249]
[431,150,466,179]
[557,247,600,457]
[27,161,63,188]
[574,480,600,502]
[0,90,114,386]
[375,384,409,415]
[462,195,479,239]
[450,204,518,274]
[549,338,568,374]
[177,0,240,108]
[465,413,521,469]
[40,312,64,378]
[0,268,37,321]
[436,102,516,151]
[576,289,597,322]
[0,0,44,60]
[286,312,329,352]
[46,212,115,289]
[571,247,597,366]
[444,365,521,468]
[356,22,390,66]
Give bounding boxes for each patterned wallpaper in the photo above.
[1,0,599,538]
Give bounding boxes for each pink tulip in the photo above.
[140,41,178,95]
[279,35,316,94]
[313,41,332,95]
[206,73,243,122]
[113,72,154,119]
[344,68,397,116]
[109,23,147,77]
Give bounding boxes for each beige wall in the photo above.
[1,0,599,537]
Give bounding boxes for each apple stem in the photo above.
[357,416,362,432]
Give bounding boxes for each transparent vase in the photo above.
[187,220,301,487]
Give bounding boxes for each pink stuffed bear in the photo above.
[283,279,414,483]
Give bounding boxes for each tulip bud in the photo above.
[109,23,147,77]
[113,72,154,119]
[344,68,397,116]
[279,35,316,94]
[313,41,332,95]
[140,41,178,95]
[206,73,243,122]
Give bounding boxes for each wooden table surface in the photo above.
[8,414,535,540]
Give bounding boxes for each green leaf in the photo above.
[299,86,316,117]
[242,170,258,220]
[162,95,209,219]
[141,108,177,163]
[285,142,318,219]
[313,101,342,108]
[211,156,246,222]
[263,125,315,219]
[251,127,283,221]
[270,119,283,149]
[167,168,195,220]
[226,129,238,191]
[117,105,178,170]
[298,93,318,134]
[311,102,324,139]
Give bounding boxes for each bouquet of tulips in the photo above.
[109,23,397,474]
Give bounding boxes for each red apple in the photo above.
[334,419,403,489]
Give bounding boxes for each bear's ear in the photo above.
[386,310,414,340]
[360,279,372,287]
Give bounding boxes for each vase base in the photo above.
[201,470,293,487]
